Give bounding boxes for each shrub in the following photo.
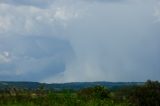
[129,80,160,106]
[77,86,110,100]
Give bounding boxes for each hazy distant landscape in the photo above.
[0,81,143,91]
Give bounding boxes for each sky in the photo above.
[0,0,160,83]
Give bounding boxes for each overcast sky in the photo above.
[0,0,160,83]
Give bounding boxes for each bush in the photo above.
[77,86,110,100]
[129,80,160,106]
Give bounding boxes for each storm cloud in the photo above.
[0,0,160,83]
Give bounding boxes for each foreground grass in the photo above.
[0,92,130,106]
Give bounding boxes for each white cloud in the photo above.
[0,16,12,33]
[0,51,11,63]
[154,1,160,23]
[0,2,81,37]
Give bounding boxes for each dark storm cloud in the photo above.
[0,36,74,81]
[0,0,160,82]
[84,0,126,3]
[0,0,126,7]
[0,0,54,8]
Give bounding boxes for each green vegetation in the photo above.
[0,80,159,106]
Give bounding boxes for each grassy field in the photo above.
[0,93,130,106]
[0,80,160,106]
